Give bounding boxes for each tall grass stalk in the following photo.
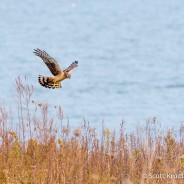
[0,77,183,183]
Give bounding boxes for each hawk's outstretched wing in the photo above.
[63,61,78,73]
[33,49,63,76]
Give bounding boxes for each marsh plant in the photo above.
[0,77,183,183]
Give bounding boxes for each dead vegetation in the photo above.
[0,77,183,184]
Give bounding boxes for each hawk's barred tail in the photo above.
[38,75,51,88]
[38,75,61,89]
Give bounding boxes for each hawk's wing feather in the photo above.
[34,49,63,76]
[63,61,78,73]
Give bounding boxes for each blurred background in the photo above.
[0,0,184,130]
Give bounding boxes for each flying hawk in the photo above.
[33,49,78,89]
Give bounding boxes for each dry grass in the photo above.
[0,77,183,184]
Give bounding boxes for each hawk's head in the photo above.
[64,72,71,79]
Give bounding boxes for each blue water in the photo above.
[0,0,184,130]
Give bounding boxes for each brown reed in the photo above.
[0,77,183,184]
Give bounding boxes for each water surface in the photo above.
[0,0,184,130]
